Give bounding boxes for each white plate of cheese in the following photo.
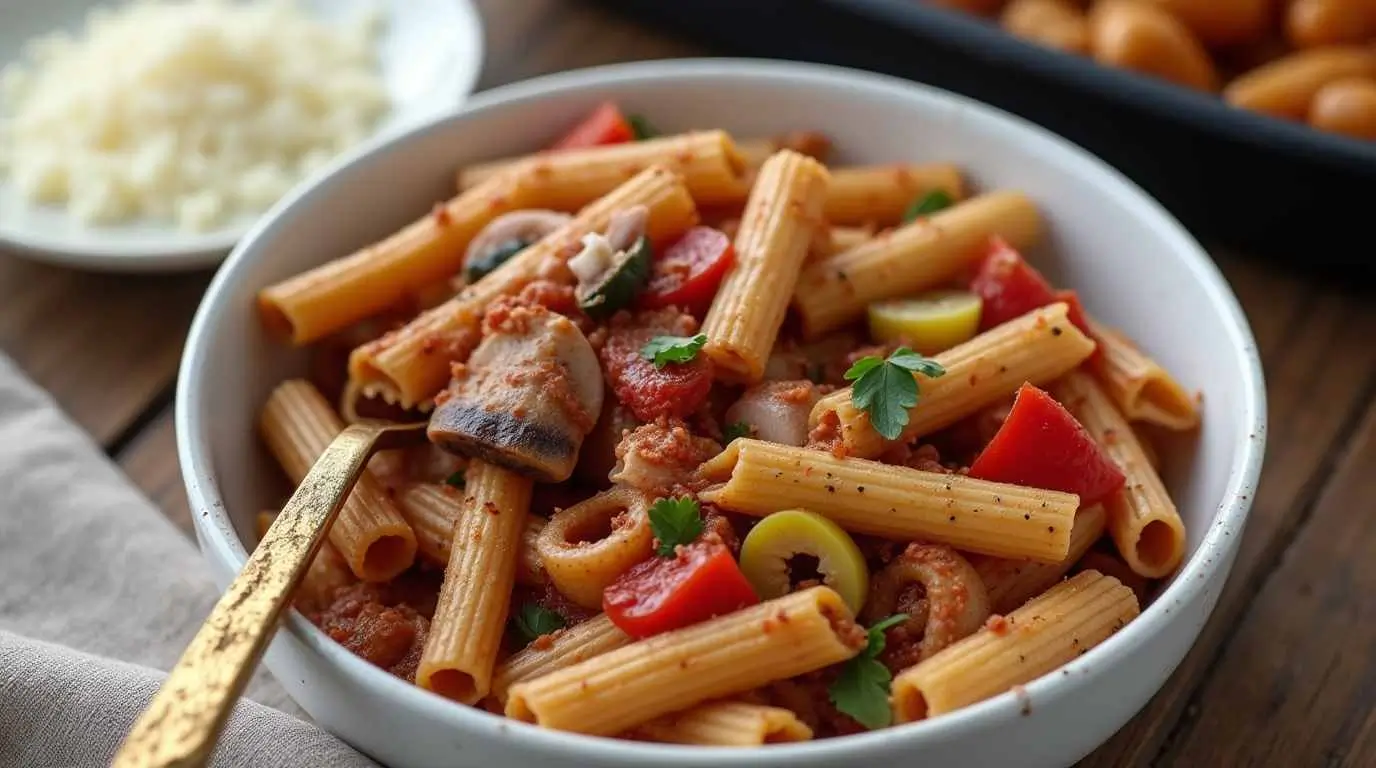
[0,0,484,271]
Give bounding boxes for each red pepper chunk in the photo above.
[969,237,1058,331]
[549,102,635,150]
[639,226,736,313]
[968,383,1126,506]
[603,540,759,639]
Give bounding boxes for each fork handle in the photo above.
[112,424,384,768]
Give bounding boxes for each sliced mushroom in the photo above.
[463,209,573,282]
[724,380,822,447]
[428,305,603,482]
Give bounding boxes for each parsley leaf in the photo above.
[902,190,954,222]
[845,347,946,441]
[829,613,908,730]
[641,333,707,369]
[723,421,753,443]
[886,347,947,378]
[511,602,566,646]
[648,497,703,557]
[628,114,658,140]
[444,470,466,488]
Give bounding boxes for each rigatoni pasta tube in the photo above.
[258,380,417,581]
[793,191,1040,338]
[971,504,1108,614]
[395,483,546,586]
[891,570,1139,723]
[491,614,631,704]
[699,439,1078,561]
[823,164,965,225]
[1051,371,1186,578]
[455,131,749,209]
[417,460,533,703]
[1090,319,1200,430]
[701,150,829,383]
[505,586,864,735]
[814,225,875,259]
[349,166,699,407]
[628,701,813,745]
[810,303,1096,458]
[255,510,354,610]
[257,172,534,345]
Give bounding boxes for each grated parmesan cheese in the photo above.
[0,0,389,231]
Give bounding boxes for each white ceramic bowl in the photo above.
[177,59,1267,768]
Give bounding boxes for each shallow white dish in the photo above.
[0,0,484,271]
[177,59,1267,768]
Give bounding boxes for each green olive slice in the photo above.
[739,509,869,613]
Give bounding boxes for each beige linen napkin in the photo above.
[0,354,376,767]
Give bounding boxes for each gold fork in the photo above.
[112,420,430,768]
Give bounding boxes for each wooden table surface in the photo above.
[2,1,1372,765]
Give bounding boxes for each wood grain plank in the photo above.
[1156,392,1376,766]
[1080,287,1376,767]
[116,406,191,537]
[473,0,705,88]
[0,254,209,446]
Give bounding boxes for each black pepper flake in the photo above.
[1048,525,1056,533]
[948,515,956,522]
[1024,513,1031,520]
[857,486,866,493]
[826,485,837,493]
[1051,326,1063,336]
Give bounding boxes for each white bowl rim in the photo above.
[177,57,1267,764]
[0,0,486,272]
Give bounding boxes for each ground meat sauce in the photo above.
[807,409,845,457]
[600,308,714,421]
[611,417,720,494]
[310,581,432,682]
[767,670,868,738]
[701,504,742,556]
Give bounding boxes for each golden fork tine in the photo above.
[112,420,429,768]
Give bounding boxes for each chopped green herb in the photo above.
[628,114,658,141]
[902,190,955,223]
[828,613,909,729]
[511,602,566,646]
[845,347,946,441]
[641,333,708,369]
[444,470,466,488]
[723,421,753,443]
[648,497,703,557]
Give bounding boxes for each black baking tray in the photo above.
[592,0,1376,272]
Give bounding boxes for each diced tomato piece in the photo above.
[603,540,759,638]
[639,226,735,312]
[968,383,1126,506]
[969,237,1058,330]
[600,310,714,421]
[549,102,635,150]
[1054,289,1095,339]
[1053,288,1103,363]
